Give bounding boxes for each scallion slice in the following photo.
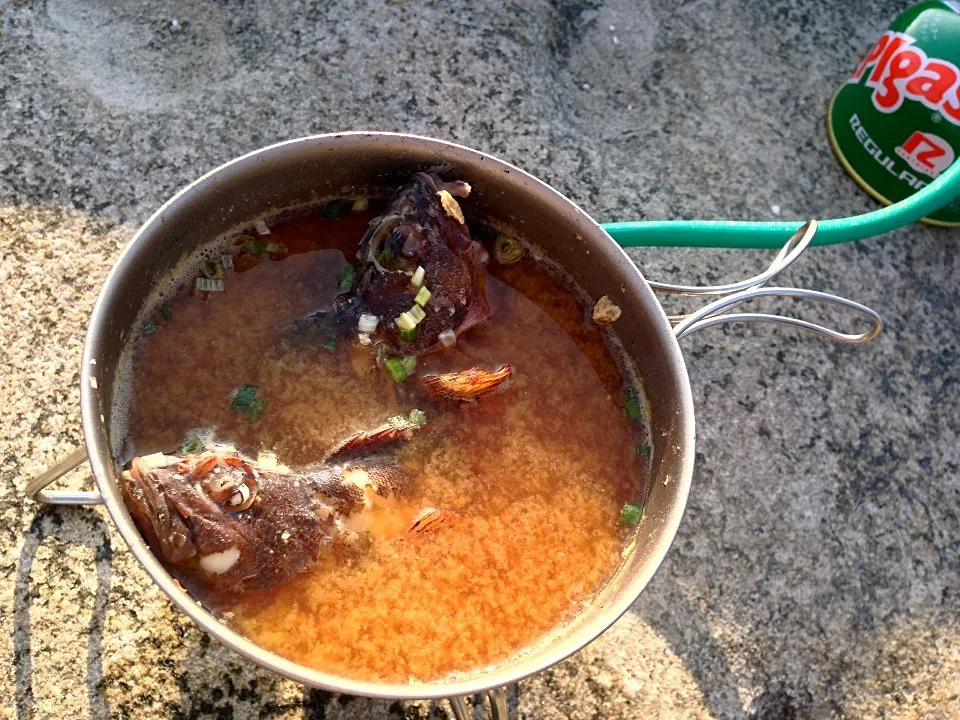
[388,408,427,430]
[323,201,345,220]
[401,355,417,375]
[142,320,158,336]
[231,384,260,411]
[244,239,270,254]
[384,357,408,383]
[247,396,266,423]
[358,313,379,334]
[621,502,643,526]
[202,261,224,279]
[339,264,356,291]
[351,197,369,213]
[181,434,205,454]
[438,329,457,348]
[408,409,427,427]
[388,414,411,430]
[636,444,652,457]
[623,387,641,420]
[409,304,426,324]
[495,234,525,265]
[159,305,172,321]
[414,286,431,307]
[400,326,418,343]
[195,277,225,292]
[324,337,336,352]
[411,266,425,288]
[396,312,417,332]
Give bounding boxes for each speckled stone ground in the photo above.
[2,1,958,718]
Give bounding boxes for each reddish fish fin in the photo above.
[323,425,408,461]
[455,291,492,337]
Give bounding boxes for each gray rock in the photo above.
[2,0,957,718]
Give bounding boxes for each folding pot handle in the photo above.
[671,286,883,341]
[25,445,104,505]
[649,220,883,343]
[448,687,509,719]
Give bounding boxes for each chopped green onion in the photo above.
[414,286,431,307]
[621,502,644,526]
[411,266,426,288]
[384,357,408,383]
[388,409,428,430]
[400,326,418,342]
[324,337,337,352]
[159,305,172,321]
[623,386,637,400]
[195,277,225,292]
[438,329,457,348]
[323,201,346,220]
[495,234,525,265]
[142,320,158,337]
[636,444,652,457]
[202,261,224,279]
[339,264,356,291]
[358,313,379,334]
[409,304,426,324]
[408,409,427,427]
[244,239,270,254]
[231,384,260,411]
[247,396,266,423]
[388,414,411,430]
[625,397,641,420]
[396,312,417,332]
[351,197,369,213]
[265,242,285,253]
[401,355,417,375]
[181,434,205,454]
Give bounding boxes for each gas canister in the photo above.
[828,0,960,226]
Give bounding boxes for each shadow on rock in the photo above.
[14,506,112,720]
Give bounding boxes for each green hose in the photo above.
[602,160,960,249]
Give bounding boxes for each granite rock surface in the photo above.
[1,0,958,718]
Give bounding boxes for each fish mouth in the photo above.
[121,460,198,565]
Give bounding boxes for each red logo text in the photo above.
[849,31,960,125]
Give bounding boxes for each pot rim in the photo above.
[79,131,696,699]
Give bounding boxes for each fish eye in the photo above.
[224,481,256,512]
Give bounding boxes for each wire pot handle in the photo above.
[25,445,103,505]
[648,220,883,343]
[449,688,508,720]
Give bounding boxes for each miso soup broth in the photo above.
[116,195,651,683]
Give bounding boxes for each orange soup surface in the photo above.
[120,202,649,682]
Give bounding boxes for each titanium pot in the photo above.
[26,132,882,718]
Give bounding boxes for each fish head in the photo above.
[357,172,491,352]
[120,452,325,593]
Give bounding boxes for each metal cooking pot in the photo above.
[26,132,882,719]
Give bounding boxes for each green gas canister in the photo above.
[827,0,960,226]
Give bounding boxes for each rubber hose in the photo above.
[602,159,960,249]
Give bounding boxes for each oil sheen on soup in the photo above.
[118,190,650,683]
